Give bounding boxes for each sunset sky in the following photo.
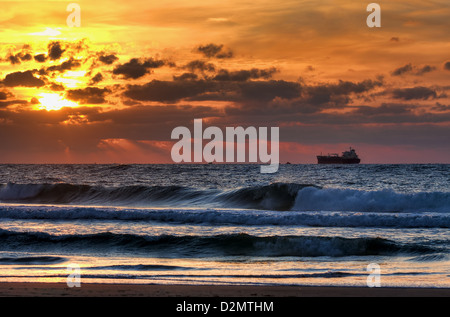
[0,0,449,163]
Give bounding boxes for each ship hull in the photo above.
[317,156,360,164]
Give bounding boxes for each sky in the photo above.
[0,0,449,164]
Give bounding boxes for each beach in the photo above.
[1,282,449,297]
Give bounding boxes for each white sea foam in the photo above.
[293,187,450,213]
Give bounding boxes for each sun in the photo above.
[37,93,79,111]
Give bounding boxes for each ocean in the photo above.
[0,164,449,288]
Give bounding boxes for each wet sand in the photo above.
[0,282,449,297]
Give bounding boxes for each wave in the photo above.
[0,229,436,258]
[1,182,449,213]
[293,187,450,213]
[84,264,203,271]
[0,182,314,211]
[0,271,361,281]
[1,205,449,228]
[0,256,67,265]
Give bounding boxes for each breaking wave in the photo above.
[293,187,450,213]
[0,205,449,228]
[0,182,315,210]
[0,256,67,265]
[0,182,449,213]
[0,229,435,258]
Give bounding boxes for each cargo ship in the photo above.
[317,147,361,164]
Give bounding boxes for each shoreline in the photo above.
[0,282,449,297]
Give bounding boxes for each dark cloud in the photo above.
[183,60,216,73]
[416,65,436,76]
[34,54,47,63]
[238,80,301,102]
[3,45,33,65]
[89,72,104,85]
[391,63,436,76]
[444,61,450,71]
[432,102,450,112]
[19,53,32,62]
[124,78,301,104]
[7,52,32,65]
[212,67,278,81]
[196,43,233,59]
[354,103,413,116]
[44,57,81,73]
[124,80,218,103]
[391,86,437,100]
[2,70,45,87]
[48,83,65,91]
[222,78,385,118]
[302,79,383,106]
[88,105,221,127]
[112,58,166,79]
[216,51,233,59]
[48,42,65,60]
[7,55,21,65]
[66,87,110,104]
[98,54,119,65]
[173,72,198,81]
[0,91,8,100]
[0,99,29,108]
[391,63,413,76]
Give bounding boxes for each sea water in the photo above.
[0,164,448,288]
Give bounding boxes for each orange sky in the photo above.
[0,0,449,163]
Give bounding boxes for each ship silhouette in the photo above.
[317,147,361,164]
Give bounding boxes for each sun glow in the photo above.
[54,70,88,88]
[29,27,62,37]
[37,93,79,111]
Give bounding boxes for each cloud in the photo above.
[124,80,218,103]
[196,43,233,59]
[48,41,65,60]
[98,53,119,65]
[183,60,216,73]
[391,86,438,100]
[302,79,383,106]
[354,103,413,116]
[7,52,32,65]
[0,91,9,100]
[237,80,301,102]
[416,65,436,76]
[65,87,110,104]
[2,70,45,87]
[124,78,302,104]
[173,72,198,81]
[212,67,278,81]
[44,57,81,73]
[222,78,385,118]
[432,102,450,112]
[88,105,221,127]
[444,61,450,71]
[391,64,436,76]
[34,54,47,63]
[3,45,33,65]
[0,99,29,108]
[48,83,65,91]
[112,58,167,79]
[391,63,413,76]
[89,72,104,85]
